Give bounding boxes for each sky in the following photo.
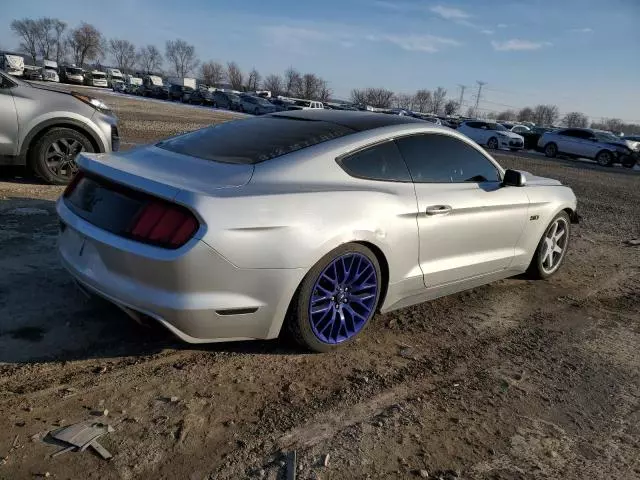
[2,0,640,122]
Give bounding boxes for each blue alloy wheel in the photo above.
[308,253,378,344]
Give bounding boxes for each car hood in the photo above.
[521,171,562,186]
[497,131,524,140]
[621,139,640,151]
[76,145,254,199]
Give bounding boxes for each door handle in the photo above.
[425,205,452,215]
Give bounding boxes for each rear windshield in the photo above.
[66,67,83,75]
[157,116,355,164]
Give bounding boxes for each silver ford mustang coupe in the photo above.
[57,110,578,352]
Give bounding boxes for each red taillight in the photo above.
[128,201,199,248]
[63,171,84,197]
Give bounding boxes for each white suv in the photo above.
[538,128,638,167]
[457,120,525,151]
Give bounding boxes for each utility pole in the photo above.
[474,81,486,117]
[457,84,467,110]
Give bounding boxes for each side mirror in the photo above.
[503,169,526,187]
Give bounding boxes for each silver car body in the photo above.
[57,110,577,344]
[538,128,639,159]
[0,71,118,164]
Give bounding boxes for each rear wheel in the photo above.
[596,150,614,167]
[29,128,94,185]
[527,211,571,279]
[286,244,382,352]
[487,137,499,149]
[544,142,558,158]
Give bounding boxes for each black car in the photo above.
[168,84,193,101]
[140,76,169,99]
[521,126,553,150]
[269,98,294,112]
[211,91,242,111]
[187,88,215,106]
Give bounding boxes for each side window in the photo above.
[559,129,577,137]
[395,134,501,183]
[339,141,412,182]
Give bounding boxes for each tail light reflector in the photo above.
[128,201,199,249]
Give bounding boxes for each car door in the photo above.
[555,129,582,155]
[0,75,19,157]
[395,133,529,287]
[577,131,601,158]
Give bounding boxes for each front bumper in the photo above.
[57,199,305,343]
[501,138,524,149]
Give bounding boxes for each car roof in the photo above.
[268,109,427,131]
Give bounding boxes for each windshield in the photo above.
[594,131,621,142]
[66,67,83,75]
[92,73,106,79]
[294,100,311,107]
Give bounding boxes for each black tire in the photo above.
[510,148,518,152]
[544,142,558,158]
[286,243,382,353]
[621,156,637,168]
[29,128,94,185]
[595,150,614,167]
[526,211,571,280]
[487,137,499,149]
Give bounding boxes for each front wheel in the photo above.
[29,128,94,185]
[527,211,571,279]
[487,137,499,149]
[544,142,558,158]
[596,150,614,167]
[621,155,637,168]
[286,244,382,352]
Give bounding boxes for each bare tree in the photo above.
[466,106,477,117]
[200,61,225,86]
[137,45,162,73]
[318,79,332,102]
[109,39,136,73]
[262,74,283,96]
[413,89,433,113]
[394,93,413,109]
[247,68,261,91]
[284,67,303,96]
[602,118,625,133]
[444,100,459,116]
[497,109,517,121]
[533,104,560,126]
[165,39,198,77]
[432,87,447,114]
[486,112,498,120]
[562,112,588,128]
[52,19,67,64]
[350,88,395,108]
[10,19,40,63]
[66,23,103,67]
[517,107,534,123]
[226,61,244,90]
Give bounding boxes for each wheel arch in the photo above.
[19,119,105,165]
[270,238,391,340]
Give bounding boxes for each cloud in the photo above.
[262,24,460,54]
[429,5,471,20]
[570,27,593,33]
[373,34,461,52]
[491,39,552,51]
[497,23,508,28]
[481,29,494,35]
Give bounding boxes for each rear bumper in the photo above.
[57,199,305,343]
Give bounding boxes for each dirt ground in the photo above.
[0,88,638,480]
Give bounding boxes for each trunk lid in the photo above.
[75,145,254,200]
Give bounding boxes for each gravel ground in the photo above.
[0,89,638,480]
